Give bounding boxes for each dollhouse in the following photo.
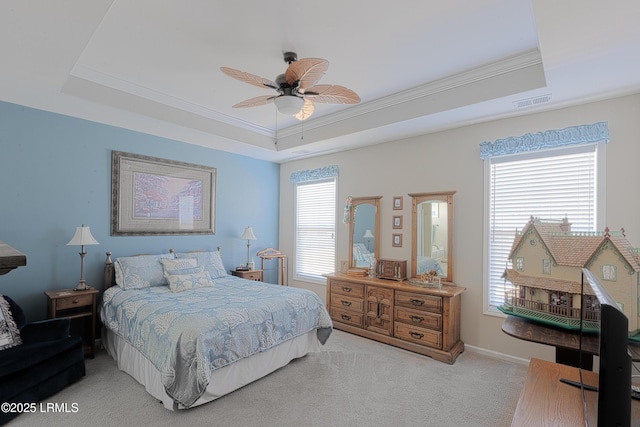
[498,217,640,336]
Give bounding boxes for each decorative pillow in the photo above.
[175,251,228,279]
[165,265,204,276]
[161,258,198,274]
[166,270,214,293]
[114,253,175,289]
[0,295,22,351]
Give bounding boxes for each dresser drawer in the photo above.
[331,307,364,328]
[56,293,94,310]
[394,323,442,349]
[331,294,365,313]
[330,281,365,298]
[395,307,442,331]
[395,291,442,313]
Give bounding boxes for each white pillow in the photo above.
[161,258,198,274]
[175,251,228,279]
[166,270,214,293]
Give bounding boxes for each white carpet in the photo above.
[8,330,526,427]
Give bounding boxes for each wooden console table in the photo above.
[502,315,598,369]
[512,358,640,426]
[502,315,640,369]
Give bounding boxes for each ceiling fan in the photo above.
[220,52,360,121]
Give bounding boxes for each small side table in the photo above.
[45,288,99,358]
[231,269,264,281]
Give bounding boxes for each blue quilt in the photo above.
[100,276,332,407]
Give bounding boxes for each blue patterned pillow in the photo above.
[166,270,214,293]
[175,251,228,279]
[114,253,175,289]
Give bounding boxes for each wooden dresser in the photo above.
[325,273,465,364]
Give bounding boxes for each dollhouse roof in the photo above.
[503,269,594,295]
[509,217,640,273]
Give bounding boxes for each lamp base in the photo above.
[74,280,91,291]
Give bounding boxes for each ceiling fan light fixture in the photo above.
[274,95,304,115]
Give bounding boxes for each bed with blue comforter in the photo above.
[100,250,332,410]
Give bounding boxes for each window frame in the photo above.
[293,176,337,284]
[482,141,606,316]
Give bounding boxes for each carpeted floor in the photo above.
[8,330,527,427]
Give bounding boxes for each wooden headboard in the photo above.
[103,247,221,290]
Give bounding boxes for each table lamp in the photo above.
[67,224,99,291]
[241,226,257,269]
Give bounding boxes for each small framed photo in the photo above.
[392,233,402,247]
[393,196,403,210]
[392,215,403,229]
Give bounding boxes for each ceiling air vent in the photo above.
[513,94,552,109]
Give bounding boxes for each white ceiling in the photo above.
[1,1,639,163]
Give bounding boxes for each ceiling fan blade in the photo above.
[220,67,278,90]
[303,85,361,104]
[232,95,276,108]
[295,98,315,121]
[285,58,329,91]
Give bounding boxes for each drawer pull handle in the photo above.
[341,314,352,321]
[341,300,352,307]
[342,286,352,292]
[409,331,424,339]
[410,298,424,306]
[409,315,424,323]
[72,299,79,304]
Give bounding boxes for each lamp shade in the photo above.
[274,95,304,115]
[241,226,257,241]
[67,225,99,246]
[363,229,375,239]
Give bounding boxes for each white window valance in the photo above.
[479,122,609,159]
[290,165,339,183]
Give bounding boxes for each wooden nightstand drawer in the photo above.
[395,291,442,313]
[55,293,94,310]
[45,288,98,358]
[330,281,364,298]
[394,322,442,349]
[231,269,263,281]
[395,307,442,331]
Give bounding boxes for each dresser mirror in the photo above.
[348,196,381,269]
[409,191,455,282]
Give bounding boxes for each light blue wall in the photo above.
[0,101,280,320]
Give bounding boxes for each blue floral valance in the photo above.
[479,122,609,159]
[290,165,339,183]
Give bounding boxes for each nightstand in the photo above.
[45,288,99,358]
[231,269,264,281]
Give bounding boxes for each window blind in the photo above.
[486,144,599,310]
[295,178,336,282]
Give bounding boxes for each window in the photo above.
[482,123,608,314]
[293,174,337,283]
[542,259,551,275]
[515,257,524,271]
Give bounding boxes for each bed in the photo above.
[100,249,332,410]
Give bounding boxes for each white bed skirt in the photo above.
[102,328,321,410]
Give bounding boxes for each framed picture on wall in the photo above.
[392,233,402,247]
[393,196,403,210]
[111,151,216,236]
[392,215,403,229]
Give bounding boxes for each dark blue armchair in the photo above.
[0,296,85,425]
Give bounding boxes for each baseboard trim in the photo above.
[464,343,529,366]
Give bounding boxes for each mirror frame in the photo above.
[348,196,382,269]
[409,191,455,282]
